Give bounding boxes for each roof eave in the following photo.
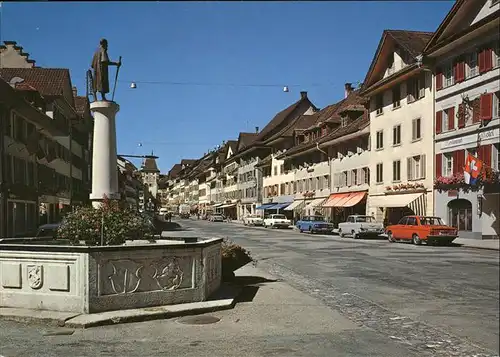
[360,64,419,97]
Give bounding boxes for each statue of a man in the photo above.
[90,38,121,101]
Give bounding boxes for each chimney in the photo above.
[344,83,353,98]
[72,86,78,97]
[255,126,259,133]
[300,91,307,99]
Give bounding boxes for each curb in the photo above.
[0,286,241,329]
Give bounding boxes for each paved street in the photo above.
[183,219,500,356]
[0,219,498,357]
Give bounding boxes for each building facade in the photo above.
[361,30,435,225]
[425,0,500,239]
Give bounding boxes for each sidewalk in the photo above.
[454,238,500,250]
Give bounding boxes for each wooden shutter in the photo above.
[455,61,466,82]
[447,107,455,130]
[479,144,492,168]
[420,155,426,179]
[436,69,443,90]
[472,98,481,123]
[435,154,442,177]
[480,93,493,121]
[458,104,466,128]
[436,111,443,134]
[419,73,426,98]
[454,150,465,175]
[478,49,486,73]
[407,157,413,180]
[360,168,366,184]
[484,48,493,72]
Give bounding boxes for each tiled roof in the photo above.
[142,157,160,173]
[319,113,369,144]
[180,159,196,167]
[255,94,315,143]
[386,30,434,59]
[0,67,71,97]
[74,96,89,116]
[277,91,366,158]
[265,111,320,142]
[168,163,182,179]
[237,132,258,151]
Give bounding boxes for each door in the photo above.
[404,217,418,240]
[393,217,408,239]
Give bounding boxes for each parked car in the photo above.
[263,214,291,229]
[338,215,384,239]
[296,215,334,234]
[210,214,225,222]
[35,223,61,238]
[243,214,264,226]
[385,216,458,245]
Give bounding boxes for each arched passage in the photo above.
[448,199,472,231]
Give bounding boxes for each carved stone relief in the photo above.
[27,265,43,290]
[99,256,190,296]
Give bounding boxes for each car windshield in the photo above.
[419,217,445,226]
[273,215,286,219]
[249,215,260,218]
[356,216,375,222]
[311,216,326,221]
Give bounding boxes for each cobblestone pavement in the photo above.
[183,219,500,357]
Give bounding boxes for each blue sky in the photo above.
[1,1,453,172]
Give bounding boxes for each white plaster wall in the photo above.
[471,0,499,26]
[368,71,435,216]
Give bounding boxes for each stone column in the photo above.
[89,101,120,208]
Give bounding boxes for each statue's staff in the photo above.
[111,55,122,102]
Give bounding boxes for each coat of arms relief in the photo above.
[27,265,43,289]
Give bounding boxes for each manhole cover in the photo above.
[177,315,220,325]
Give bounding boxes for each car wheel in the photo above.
[309,227,313,234]
[387,231,395,243]
[339,229,344,238]
[352,231,358,239]
[412,234,422,245]
[298,226,303,233]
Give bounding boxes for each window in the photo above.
[376,94,383,115]
[494,143,500,171]
[406,217,417,226]
[444,63,454,87]
[407,74,426,102]
[351,170,357,186]
[392,86,401,108]
[495,40,500,67]
[494,91,500,119]
[393,125,401,145]
[341,117,349,127]
[407,155,426,180]
[376,130,384,150]
[392,160,401,182]
[466,52,478,78]
[273,166,277,176]
[412,118,421,141]
[363,167,370,184]
[387,55,395,75]
[280,164,284,174]
[376,163,383,184]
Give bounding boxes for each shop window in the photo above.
[448,199,472,231]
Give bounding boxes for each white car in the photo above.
[263,214,291,229]
[337,215,384,239]
[243,214,264,226]
[210,214,225,222]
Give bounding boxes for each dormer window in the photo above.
[341,117,348,127]
[321,126,328,136]
[375,94,384,115]
[387,55,395,75]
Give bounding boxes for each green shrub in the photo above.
[221,239,254,279]
[57,197,154,246]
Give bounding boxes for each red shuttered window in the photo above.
[479,48,493,74]
[436,111,442,134]
[458,103,466,128]
[447,107,455,130]
[472,98,481,123]
[480,93,493,122]
[478,145,492,168]
[454,61,466,82]
[436,69,443,91]
[453,150,465,175]
[435,153,442,177]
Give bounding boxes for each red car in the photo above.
[385,216,458,246]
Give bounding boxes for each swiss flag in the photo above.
[464,153,483,185]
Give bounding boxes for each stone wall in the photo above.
[0,238,222,313]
